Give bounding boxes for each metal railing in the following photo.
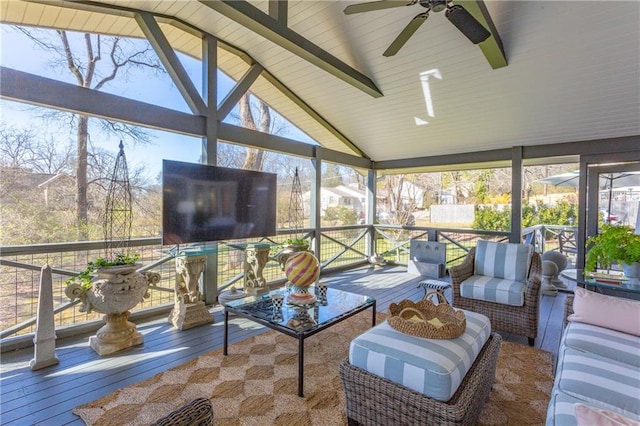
[373,225,510,267]
[522,224,578,256]
[0,224,576,349]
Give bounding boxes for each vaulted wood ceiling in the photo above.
[2,0,639,165]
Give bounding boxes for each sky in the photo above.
[0,24,317,180]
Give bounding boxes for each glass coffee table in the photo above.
[561,268,640,297]
[223,287,376,397]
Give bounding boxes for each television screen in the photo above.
[162,160,277,245]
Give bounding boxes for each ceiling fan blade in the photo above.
[445,5,491,44]
[383,12,428,57]
[344,0,414,15]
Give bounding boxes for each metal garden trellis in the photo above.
[288,167,304,235]
[103,141,133,259]
[63,141,162,356]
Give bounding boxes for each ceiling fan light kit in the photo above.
[429,0,448,13]
[344,0,491,56]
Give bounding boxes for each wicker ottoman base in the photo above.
[339,332,502,426]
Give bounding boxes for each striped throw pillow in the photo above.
[474,240,533,282]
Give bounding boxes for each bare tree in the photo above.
[0,127,37,169]
[15,26,163,239]
[383,174,418,225]
[238,93,271,171]
[0,126,73,174]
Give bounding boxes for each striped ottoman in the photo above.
[339,310,501,426]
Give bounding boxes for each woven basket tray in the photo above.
[388,291,466,339]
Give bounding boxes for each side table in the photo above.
[218,288,248,306]
[417,279,453,304]
[562,269,640,299]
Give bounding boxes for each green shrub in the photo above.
[323,207,358,225]
[473,201,577,231]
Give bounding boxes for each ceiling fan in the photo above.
[343,0,491,57]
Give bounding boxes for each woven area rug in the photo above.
[74,312,554,425]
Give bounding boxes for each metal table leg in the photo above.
[223,309,229,356]
[372,300,377,327]
[298,336,304,397]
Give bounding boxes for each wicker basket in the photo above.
[151,398,214,426]
[388,291,466,339]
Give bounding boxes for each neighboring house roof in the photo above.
[1,168,61,187]
[378,181,425,200]
[327,185,364,199]
[37,173,74,188]
[302,185,366,202]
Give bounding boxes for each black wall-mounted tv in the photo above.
[162,160,277,245]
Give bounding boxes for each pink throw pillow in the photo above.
[575,404,640,426]
[568,287,640,336]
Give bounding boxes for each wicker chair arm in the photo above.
[449,247,475,296]
[523,252,542,304]
[564,294,575,328]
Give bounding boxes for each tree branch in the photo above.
[93,40,163,91]
[13,26,60,52]
[92,37,121,91]
[84,33,99,87]
[57,30,85,86]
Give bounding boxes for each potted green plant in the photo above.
[64,251,161,356]
[276,237,311,270]
[283,237,310,251]
[585,224,640,277]
[65,252,141,290]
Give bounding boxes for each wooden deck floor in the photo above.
[0,265,570,425]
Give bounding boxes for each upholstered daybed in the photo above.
[546,287,640,425]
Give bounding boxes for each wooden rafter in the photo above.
[21,0,367,157]
[198,0,384,98]
[458,0,507,69]
[217,64,264,120]
[134,12,207,115]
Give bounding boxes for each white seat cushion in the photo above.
[460,274,527,306]
[349,309,491,402]
[552,347,640,421]
[563,321,640,368]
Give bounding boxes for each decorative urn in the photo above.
[65,264,161,356]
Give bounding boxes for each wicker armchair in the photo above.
[449,246,542,346]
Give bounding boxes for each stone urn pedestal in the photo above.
[91,311,143,356]
[170,255,214,331]
[65,264,160,356]
[244,244,271,297]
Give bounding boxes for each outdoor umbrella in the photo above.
[536,171,640,188]
[536,170,640,223]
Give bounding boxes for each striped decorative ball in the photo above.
[285,252,320,287]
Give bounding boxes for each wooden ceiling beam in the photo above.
[198,0,384,98]
[217,63,264,120]
[458,0,507,69]
[261,70,369,159]
[0,67,205,136]
[269,0,288,25]
[135,12,207,115]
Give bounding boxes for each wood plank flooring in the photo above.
[0,265,568,425]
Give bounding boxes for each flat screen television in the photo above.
[162,160,277,245]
